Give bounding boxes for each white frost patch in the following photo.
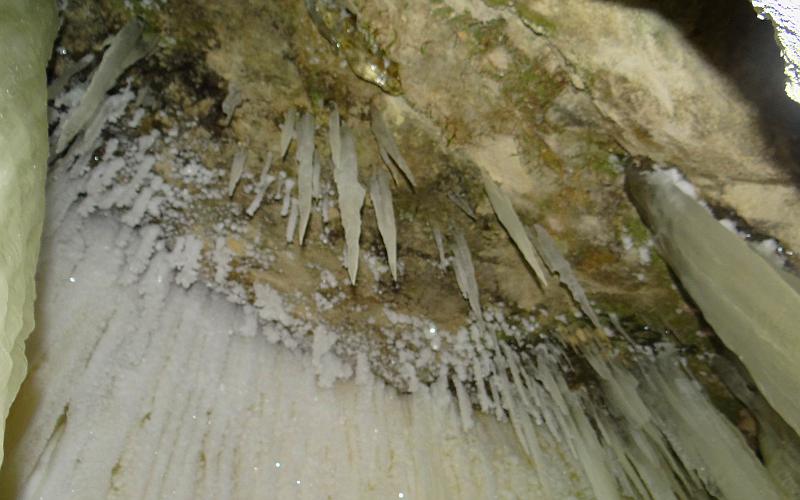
[253,283,295,327]
[212,236,232,284]
[171,235,204,289]
[651,166,703,204]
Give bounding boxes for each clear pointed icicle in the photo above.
[370,103,416,189]
[295,113,315,245]
[369,169,398,281]
[227,147,248,198]
[312,150,322,199]
[533,224,603,331]
[56,19,153,154]
[221,84,242,126]
[451,231,482,320]
[279,108,297,159]
[286,197,299,243]
[432,225,447,268]
[482,175,548,287]
[246,152,275,217]
[333,122,366,285]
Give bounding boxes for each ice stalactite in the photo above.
[369,169,398,281]
[483,175,548,287]
[331,121,366,285]
[295,113,315,245]
[627,166,800,438]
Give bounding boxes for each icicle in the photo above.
[47,53,95,99]
[221,84,242,126]
[57,19,152,153]
[448,192,477,220]
[483,175,547,286]
[432,225,447,268]
[332,122,366,285]
[295,113,315,245]
[452,376,474,431]
[370,103,416,188]
[312,150,322,199]
[628,167,800,438]
[246,152,275,217]
[451,232,482,319]
[369,169,398,281]
[279,108,297,159]
[286,198,299,243]
[227,147,248,198]
[328,105,341,169]
[280,178,295,217]
[533,224,603,331]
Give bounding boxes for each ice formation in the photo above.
[295,113,315,245]
[533,225,603,330]
[279,108,297,159]
[1,209,571,499]
[451,232,483,320]
[0,0,58,468]
[227,147,248,198]
[331,120,366,285]
[245,152,275,217]
[370,103,417,188]
[628,167,800,438]
[483,175,548,287]
[56,19,152,154]
[369,169,398,281]
[221,84,242,126]
[3,9,798,498]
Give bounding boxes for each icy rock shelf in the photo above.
[3,9,800,500]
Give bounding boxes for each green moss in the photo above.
[432,6,454,20]
[624,215,651,245]
[502,56,568,113]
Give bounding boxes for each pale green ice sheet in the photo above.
[0,0,57,467]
